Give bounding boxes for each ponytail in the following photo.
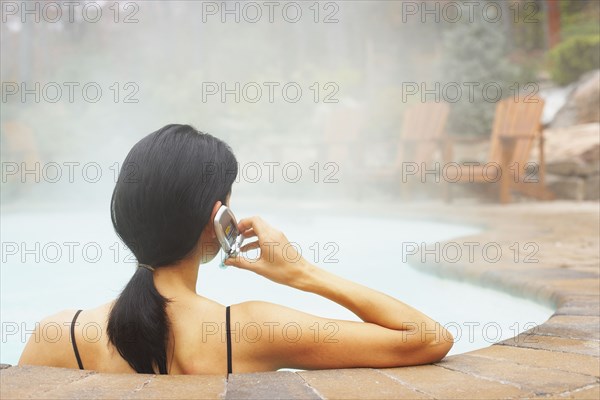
[107,267,170,374]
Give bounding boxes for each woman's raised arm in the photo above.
[224,216,453,370]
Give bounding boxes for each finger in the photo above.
[239,240,260,252]
[237,217,257,234]
[241,228,257,239]
[237,216,269,236]
[224,254,256,271]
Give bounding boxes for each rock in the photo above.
[540,83,577,126]
[548,69,600,128]
[547,175,585,200]
[533,123,600,177]
[550,91,580,128]
[585,174,600,200]
[573,70,600,125]
[580,141,600,165]
[547,159,597,177]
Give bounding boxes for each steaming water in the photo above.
[0,206,553,366]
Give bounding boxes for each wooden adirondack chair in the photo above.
[397,102,451,199]
[319,105,365,198]
[369,102,450,199]
[446,96,554,203]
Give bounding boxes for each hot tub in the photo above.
[0,206,553,365]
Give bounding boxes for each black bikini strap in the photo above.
[71,309,84,370]
[226,306,232,375]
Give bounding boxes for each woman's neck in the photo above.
[152,257,200,296]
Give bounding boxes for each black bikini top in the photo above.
[70,306,233,374]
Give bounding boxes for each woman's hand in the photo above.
[223,216,314,289]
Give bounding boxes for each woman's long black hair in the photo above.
[107,124,238,374]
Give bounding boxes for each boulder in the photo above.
[540,83,577,127]
[531,123,600,201]
[546,159,597,177]
[585,174,600,201]
[547,175,585,201]
[534,123,600,177]
[573,70,600,125]
[548,69,600,128]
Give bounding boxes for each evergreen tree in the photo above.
[440,6,519,136]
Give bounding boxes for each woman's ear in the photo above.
[208,201,223,238]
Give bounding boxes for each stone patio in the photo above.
[2,201,599,399]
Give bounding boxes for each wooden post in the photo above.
[547,0,561,48]
[400,141,413,202]
[499,137,515,204]
[442,137,453,203]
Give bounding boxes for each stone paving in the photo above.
[1,201,599,399]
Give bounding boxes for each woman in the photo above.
[19,124,453,374]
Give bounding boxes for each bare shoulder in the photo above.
[37,308,82,338]
[18,308,82,368]
[46,308,82,324]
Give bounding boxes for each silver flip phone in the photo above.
[214,205,243,258]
